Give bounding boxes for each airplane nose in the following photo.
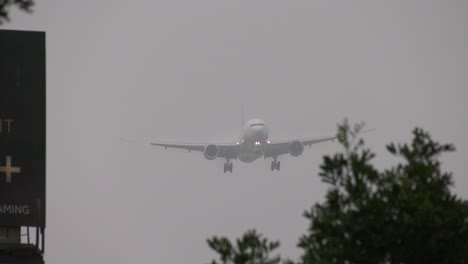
[254,127,268,140]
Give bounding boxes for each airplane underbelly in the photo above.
[238,143,263,163]
[239,152,257,163]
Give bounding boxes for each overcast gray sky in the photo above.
[4,1,468,263]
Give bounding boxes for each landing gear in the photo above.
[271,159,280,171]
[224,161,233,173]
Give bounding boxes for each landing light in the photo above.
[267,140,271,144]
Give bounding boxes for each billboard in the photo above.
[0,30,46,227]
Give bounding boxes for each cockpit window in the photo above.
[250,123,265,127]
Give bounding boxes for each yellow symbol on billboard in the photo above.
[0,156,21,183]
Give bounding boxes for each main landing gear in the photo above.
[271,158,280,171]
[224,161,233,173]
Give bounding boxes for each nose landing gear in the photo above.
[224,161,233,173]
[271,158,280,171]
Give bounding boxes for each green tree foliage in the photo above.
[298,121,468,263]
[0,0,34,25]
[207,229,283,264]
[207,121,468,264]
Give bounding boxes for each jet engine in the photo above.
[289,141,304,157]
[204,144,219,160]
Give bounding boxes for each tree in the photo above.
[207,121,468,264]
[207,229,283,264]
[0,0,34,25]
[298,121,468,263]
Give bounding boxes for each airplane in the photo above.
[150,111,336,172]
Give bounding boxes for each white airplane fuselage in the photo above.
[237,118,269,163]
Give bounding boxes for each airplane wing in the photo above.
[150,142,205,152]
[150,142,238,160]
[263,135,336,158]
